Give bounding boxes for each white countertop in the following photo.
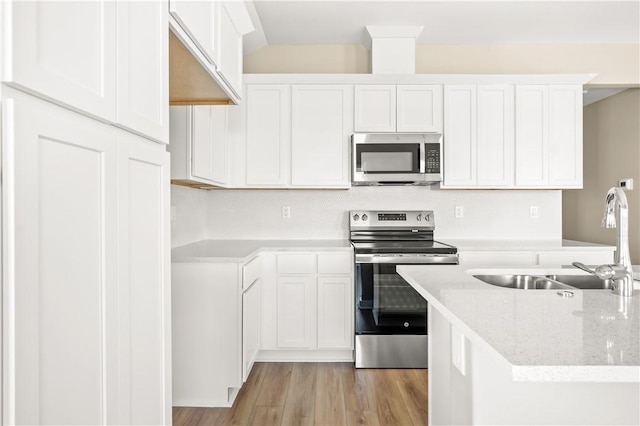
[172,239,353,263]
[398,264,640,383]
[442,238,616,252]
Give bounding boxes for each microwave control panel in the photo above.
[425,143,440,174]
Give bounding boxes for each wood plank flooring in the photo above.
[173,362,428,426]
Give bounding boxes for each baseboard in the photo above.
[257,349,354,362]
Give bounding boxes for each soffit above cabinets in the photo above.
[246,0,639,52]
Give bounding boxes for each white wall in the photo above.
[200,187,561,241]
[171,185,209,247]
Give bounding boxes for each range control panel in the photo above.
[350,210,435,229]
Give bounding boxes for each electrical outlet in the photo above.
[619,178,634,190]
[454,206,464,219]
[530,206,539,219]
[281,206,291,219]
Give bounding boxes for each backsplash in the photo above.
[171,186,562,245]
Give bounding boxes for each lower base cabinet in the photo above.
[459,249,614,267]
[172,262,242,407]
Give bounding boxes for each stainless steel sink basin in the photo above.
[473,274,574,290]
[545,275,613,290]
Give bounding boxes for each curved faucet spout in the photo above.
[600,187,633,296]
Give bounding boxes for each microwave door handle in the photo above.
[419,143,426,173]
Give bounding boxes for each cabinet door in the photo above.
[217,3,243,98]
[242,280,261,382]
[476,85,514,186]
[169,0,217,66]
[317,276,353,349]
[116,0,169,144]
[192,106,228,185]
[116,133,171,425]
[277,276,316,348]
[548,85,582,187]
[2,91,118,425]
[354,85,396,132]
[443,85,476,186]
[515,85,549,186]
[291,85,353,187]
[397,85,443,133]
[6,1,117,121]
[246,85,290,185]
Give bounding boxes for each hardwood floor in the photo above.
[173,362,428,426]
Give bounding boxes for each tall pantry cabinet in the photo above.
[1,1,171,425]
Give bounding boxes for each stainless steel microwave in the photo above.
[352,133,442,185]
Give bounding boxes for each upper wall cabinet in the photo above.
[515,85,582,188]
[169,0,218,66]
[354,85,443,133]
[168,0,253,103]
[4,0,169,144]
[169,105,229,187]
[442,85,514,188]
[291,85,353,187]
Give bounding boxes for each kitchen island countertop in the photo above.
[398,264,640,383]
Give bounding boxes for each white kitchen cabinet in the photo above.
[4,1,117,121]
[172,262,242,407]
[277,275,317,348]
[116,131,171,425]
[169,105,229,187]
[291,85,353,187]
[354,84,443,133]
[515,85,582,188]
[245,85,291,185]
[317,276,353,349]
[169,0,218,66]
[2,89,170,425]
[4,1,169,144]
[116,0,169,144]
[271,252,353,353]
[354,85,396,132]
[216,2,244,97]
[443,85,514,188]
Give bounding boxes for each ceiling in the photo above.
[244,1,640,53]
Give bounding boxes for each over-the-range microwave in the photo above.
[352,133,442,185]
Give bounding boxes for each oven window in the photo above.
[356,143,420,174]
[356,263,427,333]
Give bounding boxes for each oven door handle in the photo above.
[355,253,459,264]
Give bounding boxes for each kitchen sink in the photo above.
[545,275,613,290]
[473,274,574,290]
[474,274,614,290]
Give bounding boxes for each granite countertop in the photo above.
[441,238,616,252]
[398,264,640,383]
[172,239,353,263]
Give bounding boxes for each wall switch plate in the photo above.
[530,206,539,219]
[281,206,291,219]
[619,178,634,190]
[454,206,464,219]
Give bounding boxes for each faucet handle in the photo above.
[572,262,596,274]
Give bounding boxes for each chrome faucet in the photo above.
[573,186,634,297]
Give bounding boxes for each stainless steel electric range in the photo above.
[350,210,458,368]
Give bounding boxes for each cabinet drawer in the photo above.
[317,253,352,275]
[277,254,315,274]
[242,256,262,291]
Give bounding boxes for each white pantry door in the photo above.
[2,90,118,425]
[6,0,117,121]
